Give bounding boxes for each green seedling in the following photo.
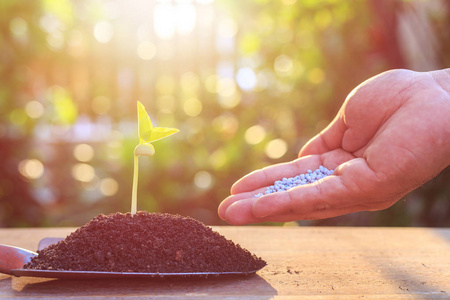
[131,101,179,215]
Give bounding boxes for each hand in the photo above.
[219,69,450,225]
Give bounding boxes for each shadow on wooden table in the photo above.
[434,228,450,243]
[10,273,278,298]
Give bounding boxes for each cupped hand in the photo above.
[219,69,450,225]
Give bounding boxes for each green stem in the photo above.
[131,154,139,215]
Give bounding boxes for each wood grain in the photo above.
[0,226,449,299]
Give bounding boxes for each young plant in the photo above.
[131,101,179,215]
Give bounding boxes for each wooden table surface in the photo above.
[0,226,449,299]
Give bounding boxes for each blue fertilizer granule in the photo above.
[253,165,334,198]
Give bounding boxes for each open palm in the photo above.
[219,69,450,225]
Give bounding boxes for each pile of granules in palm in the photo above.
[254,165,334,198]
[23,212,266,273]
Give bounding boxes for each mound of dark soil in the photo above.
[24,212,266,273]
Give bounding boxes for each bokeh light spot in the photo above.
[72,163,95,182]
[265,138,288,159]
[176,3,197,35]
[274,54,293,75]
[219,93,241,109]
[218,77,236,97]
[94,21,114,43]
[10,17,28,36]
[240,33,260,55]
[39,14,60,34]
[183,98,203,117]
[245,125,266,145]
[236,67,257,91]
[25,101,44,119]
[18,159,44,180]
[154,3,176,39]
[100,177,118,196]
[194,170,213,189]
[73,143,94,162]
[48,85,78,125]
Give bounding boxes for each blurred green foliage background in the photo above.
[0,0,449,227]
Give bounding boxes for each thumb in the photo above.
[299,114,346,157]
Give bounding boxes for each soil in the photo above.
[23,211,266,273]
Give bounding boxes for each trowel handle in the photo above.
[0,244,37,275]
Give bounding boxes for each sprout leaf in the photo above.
[137,101,179,145]
[147,127,180,143]
[138,101,153,142]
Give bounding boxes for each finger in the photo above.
[221,191,395,225]
[260,199,395,222]
[222,196,311,225]
[221,187,335,225]
[218,191,259,220]
[299,113,347,157]
[222,197,258,225]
